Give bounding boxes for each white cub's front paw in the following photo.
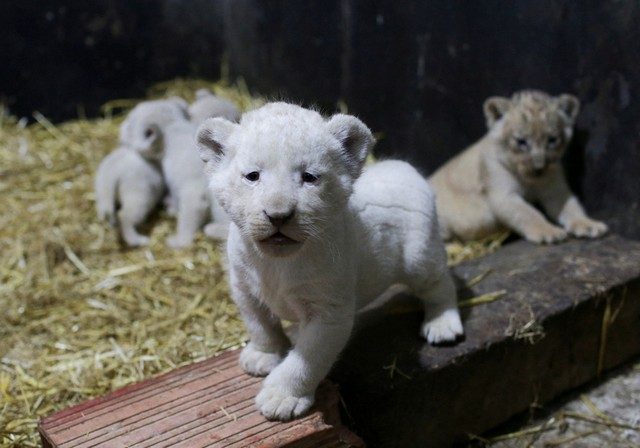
[565,218,608,238]
[239,343,284,377]
[255,384,314,421]
[421,309,463,344]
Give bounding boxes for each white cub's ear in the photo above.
[167,96,189,111]
[326,114,375,178]
[196,117,238,164]
[195,88,213,100]
[557,94,580,123]
[119,117,133,144]
[483,97,511,129]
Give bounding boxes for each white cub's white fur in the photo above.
[94,145,164,247]
[196,102,462,421]
[121,98,229,247]
[188,88,241,124]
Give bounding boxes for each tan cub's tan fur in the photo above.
[430,90,608,244]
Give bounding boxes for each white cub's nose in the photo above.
[264,209,295,227]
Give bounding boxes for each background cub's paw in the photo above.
[565,218,608,238]
[421,309,463,345]
[124,235,150,247]
[166,234,193,249]
[203,222,229,240]
[239,343,283,377]
[524,224,567,244]
[255,384,314,421]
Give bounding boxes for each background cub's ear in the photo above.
[195,88,213,100]
[326,114,375,178]
[167,96,189,111]
[196,117,237,164]
[483,96,511,129]
[119,117,133,145]
[557,94,580,123]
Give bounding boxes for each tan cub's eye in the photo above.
[547,136,558,146]
[301,172,318,183]
[245,171,260,182]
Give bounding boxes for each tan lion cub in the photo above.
[430,90,608,244]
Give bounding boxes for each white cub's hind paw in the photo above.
[239,343,284,377]
[255,384,314,421]
[421,309,463,344]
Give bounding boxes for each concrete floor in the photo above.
[490,359,640,447]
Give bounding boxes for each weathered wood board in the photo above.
[38,350,363,448]
[332,235,640,447]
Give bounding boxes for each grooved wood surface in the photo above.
[39,350,363,448]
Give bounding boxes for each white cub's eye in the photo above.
[301,172,318,183]
[244,171,260,182]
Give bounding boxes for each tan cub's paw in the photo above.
[239,343,284,377]
[255,384,314,421]
[565,218,608,238]
[524,224,568,244]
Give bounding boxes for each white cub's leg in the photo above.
[166,184,209,248]
[231,277,291,377]
[163,193,178,217]
[416,272,463,344]
[118,186,156,247]
[257,312,353,421]
[94,168,118,226]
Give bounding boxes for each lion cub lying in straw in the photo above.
[196,102,463,421]
[430,90,608,244]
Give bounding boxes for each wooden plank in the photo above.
[332,235,640,447]
[39,351,363,448]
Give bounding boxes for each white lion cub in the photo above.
[196,103,462,421]
[95,113,165,246]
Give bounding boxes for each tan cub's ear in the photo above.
[196,117,238,164]
[557,94,580,123]
[483,97,511,129]
[326,114,375,178]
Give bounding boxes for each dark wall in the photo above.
[0,0,225,120]
[2,1,639,237]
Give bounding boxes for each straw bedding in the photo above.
[0,79,504,447]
